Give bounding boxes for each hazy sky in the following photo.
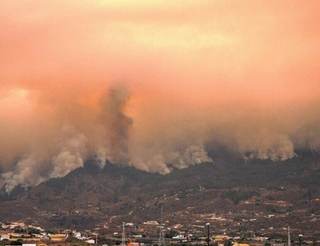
[1,0,320,192]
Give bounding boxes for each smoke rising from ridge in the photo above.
[1,0,320,192]
[97,85,133,166]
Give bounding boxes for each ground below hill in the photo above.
[1,151,320,238]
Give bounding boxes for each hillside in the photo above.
[1,151,320,235]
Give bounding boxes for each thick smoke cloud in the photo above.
[1,124,88,192]
[1,0,320,192]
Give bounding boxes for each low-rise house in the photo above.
[22,244,36,246]
[233,243,250,246]
[0,233,10,241]
[49,233,68,242]
[143,221,159,225]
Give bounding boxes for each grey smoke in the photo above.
[1,124,87,193]
[50,124,87,178]
[1,84,320,193]
[96,85,133,166]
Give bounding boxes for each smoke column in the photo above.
[97,85,133,166]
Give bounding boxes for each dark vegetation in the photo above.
[0,150,320,230]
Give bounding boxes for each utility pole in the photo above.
[288,226,291,246]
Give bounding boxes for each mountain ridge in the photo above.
[1,150,320,232]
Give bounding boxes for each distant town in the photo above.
[0,215,317,246]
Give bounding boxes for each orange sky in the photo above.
[1,0,320,191]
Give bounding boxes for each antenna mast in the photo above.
[159,206,165,246]
[122,222,126,246]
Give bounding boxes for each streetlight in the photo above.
[206,223,210,246]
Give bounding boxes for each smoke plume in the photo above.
[1,0,320,192]
[96,85,133,166]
